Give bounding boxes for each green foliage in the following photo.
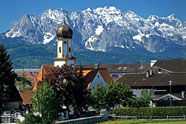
[0,44,17,113]
[15,71,33,90]
[110,106,186,116]
[32,82,60,124]
[128,90,153,107]
[90,84,107,110]
[90,82,133,110]
[15,80,33,90]
[24,113,41,124]
[46,65,89,115]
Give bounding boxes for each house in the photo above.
[105,63,150,80]
[18,90,33,113]
[152,59,186,73]
[3,84,23,111]
[33,65,112,91]
[76,65,112,89]
[117,59,186,107]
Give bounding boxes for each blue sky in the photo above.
[0,0,185,33]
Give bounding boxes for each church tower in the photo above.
[54,18,76,67]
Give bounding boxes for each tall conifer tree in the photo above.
[0,44,18,113]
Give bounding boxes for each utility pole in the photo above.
[169,80,172,106]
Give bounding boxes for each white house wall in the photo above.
[89,71,106,89]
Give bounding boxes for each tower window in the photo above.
[59,47,61,53]
[69,47,71,52]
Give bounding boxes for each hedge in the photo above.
[110,107,186,116]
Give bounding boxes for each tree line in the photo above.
[0,43,152,124]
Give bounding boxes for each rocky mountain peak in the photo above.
[3,6,186,53]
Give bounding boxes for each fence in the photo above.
[0,116,12,123]
[56,113,108,124]
[109,114,186,120]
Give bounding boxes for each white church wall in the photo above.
[55,61,65,67]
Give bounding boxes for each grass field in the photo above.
[100,119,186,124]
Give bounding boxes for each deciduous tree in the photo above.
[45,64,89,115]
[90,82,133,110]
[31,82,60,124]
[128,90,153,107]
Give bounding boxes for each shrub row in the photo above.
[110,107,186,116]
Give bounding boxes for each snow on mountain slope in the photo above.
[4,6,186,53]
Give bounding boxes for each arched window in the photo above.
[69,47,71,52]
[59,47,61,53]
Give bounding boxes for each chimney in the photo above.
[149,70,153,77]
[146,71,149,78]
[150,60,157,67]
[95,64,99,70]
[181,91,185,98]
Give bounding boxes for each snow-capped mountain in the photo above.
[4,6,186,53]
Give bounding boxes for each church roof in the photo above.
[32,65,54,91]
[56,19,73,39]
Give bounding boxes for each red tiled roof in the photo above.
[84,69,98,88]
[33,65,54,91]
[76,65,113,83]
[17,72,38,84]
[19,90,33,104]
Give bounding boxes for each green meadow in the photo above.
[100,119,186,124]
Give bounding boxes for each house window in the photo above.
[59,47,61,53]
[112,74,118,78]
[97,75,99,78]
[158,69,162,73]
[64,41,67,44]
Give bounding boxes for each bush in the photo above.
[24,113,41,124]
[110,106,186,116]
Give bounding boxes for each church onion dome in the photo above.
[56,19,73,39]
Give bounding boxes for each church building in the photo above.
[54,18,76,67]
[33,18,112,91]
